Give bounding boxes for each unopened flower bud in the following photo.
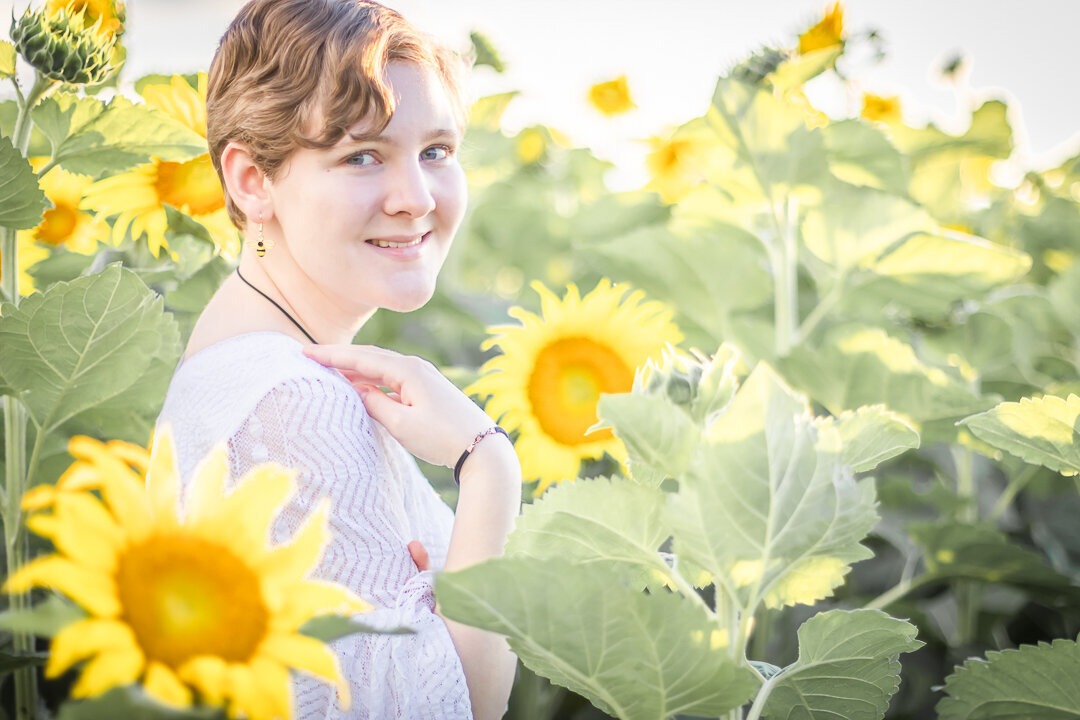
[11,4,119,85]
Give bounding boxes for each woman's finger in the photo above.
[408,540,430,572]
[304,344,406,391]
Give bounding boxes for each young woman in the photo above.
[155,1,521,717]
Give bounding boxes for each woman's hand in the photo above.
[302,344,498,468]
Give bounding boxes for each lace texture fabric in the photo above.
[155,332,472,719]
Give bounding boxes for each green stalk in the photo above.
[771,197,799,357]
[950,446,980,647]
[2,70,59,720]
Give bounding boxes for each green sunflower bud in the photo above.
[11,3,118,85]
[635,344,740,426]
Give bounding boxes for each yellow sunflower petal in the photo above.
[105,439,152,475]
[21,485,60,511]
[268,579,372,633]
[70,645,144,699]
[250,656,293,720]
[258,633,348,707]
[178,655,228,706]
[185,445,228,524]
[40,492,125,572]
[5,556,119,617]
[144,661,194,708]
[64,445,152,540]
[227,662,275,720]
[47,618,138,678]
[256,499,330,586]
[146,428,181,525]
[206,464,295,556]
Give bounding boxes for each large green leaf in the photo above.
[0,133,49,230]
[0,264,178,433]
[583,221,771,347]
[32,92,206,177]
[908,522,1080,597]
[800,184,934,280]
[437,557,757,720]
[298,614,413,642]
[821,120,908,195]
[706,76,828,204]
[667,364,878,612]
[937,636,1080,720]
[780,325,993,442]
[596,393,700,487]
[505,476,672,588]
[816,405,920,473]
[960,394,1080,475]
[861,231,1032,314]
[761,609,923,720]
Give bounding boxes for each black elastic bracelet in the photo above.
[453,426,509,485]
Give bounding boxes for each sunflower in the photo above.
[81,73,240,258]
[798,3,844,55]
[468,280,682,494]
[19,159,109,255]
[6,429,370,718]
[861,93,902,124]
[644,126,714,205]
[587,75,636,117]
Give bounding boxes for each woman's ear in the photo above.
[220,141,271,221]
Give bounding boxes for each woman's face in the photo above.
[265,61,467,316]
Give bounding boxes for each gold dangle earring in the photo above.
[245,215,274,257]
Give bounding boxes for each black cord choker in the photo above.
[235,267,317,344]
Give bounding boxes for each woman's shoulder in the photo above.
[157,332,361,442]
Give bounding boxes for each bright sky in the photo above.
[5,0,1079,188]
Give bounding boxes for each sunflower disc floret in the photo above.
[11,3,118,85]
[5,428,369,719]
[468,279,682,494]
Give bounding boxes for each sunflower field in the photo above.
[1,1,1079,718]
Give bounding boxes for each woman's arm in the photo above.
[303,344,521,720]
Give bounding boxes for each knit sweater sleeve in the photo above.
[227,373,472,720]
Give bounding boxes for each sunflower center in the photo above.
[528,337,633,446]
[115,532,269,669]
[36,203,79,245]
[154,155,225,216]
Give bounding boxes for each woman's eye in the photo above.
[346,151,377,166]
[421,146,450,161]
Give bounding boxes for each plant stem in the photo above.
[771,197,799,357]
[743,673,779,720]
[989,464,1037,522]
[2,71,56,720]
[863,574,932,610]
[951,446,979,647]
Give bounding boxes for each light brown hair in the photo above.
[207,0,467,228]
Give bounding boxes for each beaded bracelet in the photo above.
[453,426,509,485]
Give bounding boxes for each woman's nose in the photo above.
[382,160,436,218]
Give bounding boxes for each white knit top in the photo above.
[155,332,472,719]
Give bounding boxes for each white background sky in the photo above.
[5,0,1079,188]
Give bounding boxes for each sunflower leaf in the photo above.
[437,557,757,720]
[760,609,923,720]
[298,614,414,642]
[667,364,878,613]
[32,92,206,177]
[779,325,994,443]
[815,405,920,472]
[0,133,49,230]
[0,593,86,638]
[596,393,700,487]
[0,41,15,79]
[57,685,226,719]
[959,394,1080,475]
[936,636,1080,719]
[0,263,178,433]
[505,476,672,589]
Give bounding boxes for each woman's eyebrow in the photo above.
[344,128,460,145]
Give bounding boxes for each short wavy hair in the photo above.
[206,0,467,228]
